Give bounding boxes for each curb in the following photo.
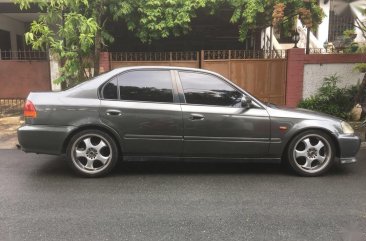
[361,142,366,149]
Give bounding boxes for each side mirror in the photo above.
[241,95,252,108]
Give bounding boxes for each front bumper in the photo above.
[18,125,76,155]
[337,134,361,164]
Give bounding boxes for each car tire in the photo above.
[66,130,118,177]
[287,130,336,177]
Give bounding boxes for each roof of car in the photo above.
[64,66,222,96]
[113,66,220,75]
[63,65,266,109]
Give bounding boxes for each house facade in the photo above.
[263,0,366,52]
[0,1,41,53]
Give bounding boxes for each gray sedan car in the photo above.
[18,66,360,177]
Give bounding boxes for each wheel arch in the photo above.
[281,127,340,160]
[62,124,123,156]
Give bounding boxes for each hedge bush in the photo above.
[297,75,357,120]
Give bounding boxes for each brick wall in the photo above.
[286,49,366,107]
[99,52,110,73]
[0,60,51,98]
[285,49,305,108]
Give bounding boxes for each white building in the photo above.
[0,1,41,53]
[0,1,60,91]
[262,0,366,52]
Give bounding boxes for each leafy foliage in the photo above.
[298,75,357,120]
[125,0,325,43]
[15,0,324,87]
[123,0,209,43]
[344,41,366,72]
[15,0,134,87]
[272,0,324,28]
[341,8,366,107]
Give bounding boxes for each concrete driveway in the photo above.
[0,116,21,149]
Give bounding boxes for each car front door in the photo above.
[176,70,270,158]
[99,69,183,156]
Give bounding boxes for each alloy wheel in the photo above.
[292,134,332,174]
[71,134,113,174]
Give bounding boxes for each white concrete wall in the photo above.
[49,53,62,91]
[318,0,330,45]
[0,14,25,52]
[350,1,366,43]
[303,63,364,99]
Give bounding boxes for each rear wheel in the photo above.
[287,130,335,176]
[66,130,118,177]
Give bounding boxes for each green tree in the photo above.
[123,0,210,43]
[230,0,324,41]
[342,8,366,110]
[15,0,324,88]
[15,0,208,87]
[15,0,134,87]
[127,0,325,42]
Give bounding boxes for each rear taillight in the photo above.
[23,100,37,118]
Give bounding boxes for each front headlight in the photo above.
[341,121,354,134]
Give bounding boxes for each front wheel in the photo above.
[66,130,118,177]
[287,130,336,176]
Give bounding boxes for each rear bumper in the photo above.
[337,134,361,164]
[17,125,76,155]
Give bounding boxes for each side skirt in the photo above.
[122,156,281,163]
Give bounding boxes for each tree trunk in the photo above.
[94,30,101,76]
[93,3,103,77]
[355,72,366,105]
[306,27,310,54]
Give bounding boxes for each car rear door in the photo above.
[99,69,183,156]
[176,70,270,158]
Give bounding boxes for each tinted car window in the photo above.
[103,77,118,99]
[118,70,173,103]
[179,71,242,106]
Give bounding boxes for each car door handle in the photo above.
[106,109,122,116]
[189,113,205,121]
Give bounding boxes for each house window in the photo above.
[328,0,354,42]
[0,29,11,59]
[16,34,25,51]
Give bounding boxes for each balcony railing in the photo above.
[0,50,48,61]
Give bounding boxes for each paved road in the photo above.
[0,149,365,241]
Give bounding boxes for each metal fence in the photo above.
[0,50,48,61]
[111,51,198,62]
[111,49,286,63]
[110,48,365,62]
[203,49,287,60]
[0,99,24,117]
[308,48,351,54]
